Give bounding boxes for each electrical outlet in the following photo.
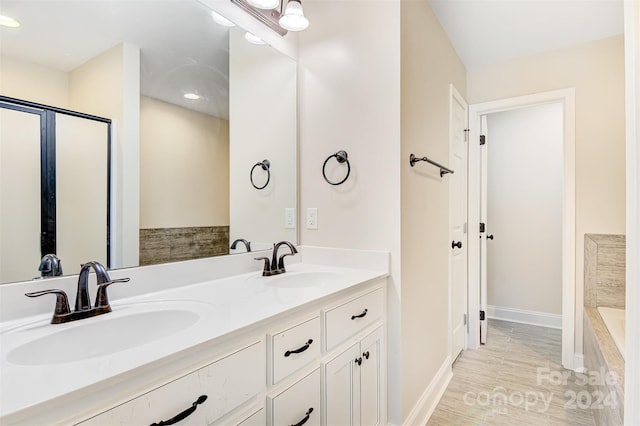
[285,208,296,229]
[306,208,318,230]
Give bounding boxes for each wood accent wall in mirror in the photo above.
[0,0,297,284]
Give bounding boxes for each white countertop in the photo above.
[0,257,387,421]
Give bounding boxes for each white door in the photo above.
[449,86,468,359]
[480,115,489,344]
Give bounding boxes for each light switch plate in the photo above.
[306,208,318,230]
[285,208,296,229]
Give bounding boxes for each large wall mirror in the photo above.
[0,0,297,284]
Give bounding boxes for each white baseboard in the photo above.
[487,305,562,329]
[403,356,452,425]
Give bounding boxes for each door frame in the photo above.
[467,88,576,370]
[448,84,468,361]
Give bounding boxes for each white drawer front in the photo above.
[325,288,384,351]
[270,316,321,384]
[270,368,320,426]
[79,341,264,425]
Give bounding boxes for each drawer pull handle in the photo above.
[355,357,363,366]
[363,351,370,360]
[291,407,314,426]
[351,308,368,320]
[284,339,314,357]
[150,395,207,426]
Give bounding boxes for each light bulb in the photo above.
[211,11,235,27]
[184,93,201,100]
[279,0,309,32]
[247,0,280,10]
[244,32,266,45]
[0,15,20,28]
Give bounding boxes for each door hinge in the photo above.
[463,313,467,325]
[464,128,470,142]
[480,310,485,321]
[480,222,485,233]
[480,135,486,145]
[463,222,468,234]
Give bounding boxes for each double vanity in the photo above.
[0,246,388,425]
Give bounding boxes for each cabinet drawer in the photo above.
[270,316,321,384]
[324,288,384,351]
[269,368,320,426]
[79,341,264,425]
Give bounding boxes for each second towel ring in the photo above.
[322,150,350,186]
[250,159,270,190]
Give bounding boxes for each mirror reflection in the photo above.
[0,0,297,284]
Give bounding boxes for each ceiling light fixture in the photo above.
[184,93,201,100]
[228,0,310,35]
[211,11,235,27]
[244,32,266,45]
[0,15,20,28]
[247,0,279,10]
[278,0,309,32]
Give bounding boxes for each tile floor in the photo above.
[427,319,598,425]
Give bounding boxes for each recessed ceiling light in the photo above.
[0,15,20,28]
[244,32,266,45]
[211,11,235,27]
[184,93,201,100]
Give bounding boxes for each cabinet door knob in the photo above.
[451,240,462,249]
[290,407,314,426]
[355,357,363,366]
[150,395,207,426]
[351,309,368,320]
[284,339,313,357]
[487,234,494,240]
[363,351,370,360]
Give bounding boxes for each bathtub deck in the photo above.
[428,319,595,425]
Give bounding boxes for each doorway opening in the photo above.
[468,89,577,370]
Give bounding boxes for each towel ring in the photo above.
[250,159,270,190]
[322,150,350,186]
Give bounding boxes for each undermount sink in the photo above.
[249,271,343,288]
[6,302,206,366]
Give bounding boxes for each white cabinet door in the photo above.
[360,326,384,426]
[323,325,384,426]
[324,342,360,426]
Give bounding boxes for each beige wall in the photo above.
[139,96,229,228]
[400,0,466,420]
[0,55,69,107]
[297,0,402,421]
[468,35,626,354]
[69,42,141,269]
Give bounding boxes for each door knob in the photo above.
[451,241,462,249]
[487,235,494,240]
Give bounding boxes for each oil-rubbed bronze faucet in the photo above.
[255,241,298,276]
[25,261,129,324]
[230,238,252,252]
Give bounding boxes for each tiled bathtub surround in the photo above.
[584,234,625,308]
[583,233,625,425]
[139,226,229,265]
[584,308,624,425]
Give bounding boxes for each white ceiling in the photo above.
[428,0,625,69]
[0,0,231,119]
